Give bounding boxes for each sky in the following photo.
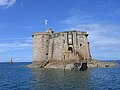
[0,0,120,62]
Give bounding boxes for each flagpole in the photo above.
[45,19,48,31]
[45,21,46,31]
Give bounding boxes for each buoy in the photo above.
[10,58,12,64]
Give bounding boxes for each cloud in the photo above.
[67,24,120,47]
[0,37,32,62]
[60,10,120,60]
[61,14,95,27]
[63,23,120,59]
[0,42,32,52]
[14,57,32,62]
[0,0,16,8]
[0,37,32,53]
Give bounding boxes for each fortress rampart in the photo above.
[32,29,92,64]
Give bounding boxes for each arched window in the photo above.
[68,47,73,52]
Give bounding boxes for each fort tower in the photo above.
[32,29,92,64]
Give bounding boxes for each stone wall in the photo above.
[76,32,91,62]
[32,32,50,64]
[32,30,92,64]
[48,33,64,61]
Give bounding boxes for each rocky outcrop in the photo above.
[27,61,49,68]
[88,59,117,68]
[27,59,117,70]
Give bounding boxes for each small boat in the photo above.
[10,58,13,64]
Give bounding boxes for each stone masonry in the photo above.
[32,28,92,64]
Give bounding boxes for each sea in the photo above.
[0,61,120,90]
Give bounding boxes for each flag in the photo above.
[45,19,48,25]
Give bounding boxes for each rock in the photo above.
[105,64,109,67]
[27,61,49,68]
[27,59,117,70]
[65,64,74,70]
[87,60,116,68]
[39,61,49,68]
[80,62,88,71]
[71,63,81,71]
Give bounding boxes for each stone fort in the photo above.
[32,28,92,64]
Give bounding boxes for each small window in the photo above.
[68,47,73,52]
[80,44,82,47]
[42,36,44,38]
[46,53,48,55]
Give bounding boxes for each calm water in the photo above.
[0,61,120,90]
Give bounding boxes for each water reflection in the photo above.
[31,68,91,90]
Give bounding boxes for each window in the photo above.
[80,44,82,47]
[68,47,73,52]
[67,34,73,45]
